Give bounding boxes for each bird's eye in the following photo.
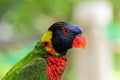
[63,28,70,35]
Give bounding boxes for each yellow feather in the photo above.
[41,30,60,56]
[41,30,52,42]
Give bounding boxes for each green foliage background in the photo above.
[0,0,120,80]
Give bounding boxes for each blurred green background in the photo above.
[0,0,120,80]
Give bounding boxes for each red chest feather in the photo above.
[46,56,67,80]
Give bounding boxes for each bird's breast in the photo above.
[46,56,67,80]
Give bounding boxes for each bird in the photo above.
[2,22,86,80]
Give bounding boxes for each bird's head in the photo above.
[41,22,86,57]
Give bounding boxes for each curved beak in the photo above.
[72,34,86,49]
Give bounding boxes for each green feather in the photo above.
[2,41,48,80]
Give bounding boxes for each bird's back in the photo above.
[2,49,48,80]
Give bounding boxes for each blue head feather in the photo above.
[49,22,83,54]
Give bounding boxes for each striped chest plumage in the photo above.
[46,56,67,80]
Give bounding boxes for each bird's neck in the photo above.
[46,56,67,80]
[35,41,67,80]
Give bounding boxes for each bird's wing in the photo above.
[2,50,48,80]
[3,58,47,80]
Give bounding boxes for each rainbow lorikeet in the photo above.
[2,22,86,80]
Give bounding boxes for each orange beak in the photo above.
[72,34,86,49]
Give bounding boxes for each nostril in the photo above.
[77,34,82,37]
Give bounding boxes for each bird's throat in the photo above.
[46,56,67,80]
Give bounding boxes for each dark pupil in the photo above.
[64,28,69,34]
